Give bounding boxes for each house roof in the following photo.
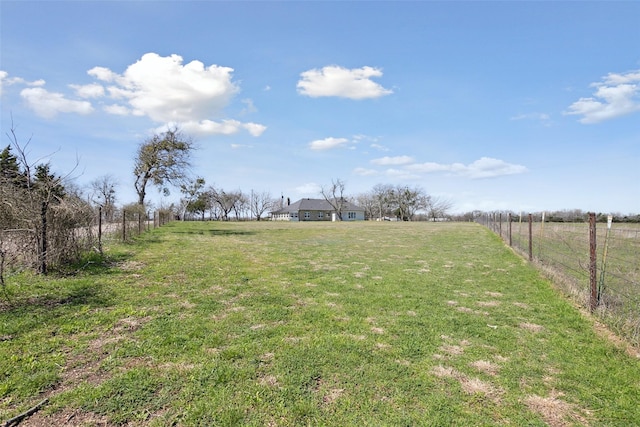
[272,198,364,214]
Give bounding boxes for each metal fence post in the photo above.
[40,201,48,275]
[528,214,533,261]
[589,212,597,312]
[98,206,103,254]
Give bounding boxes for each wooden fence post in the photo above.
[122,211,126,242]
[508,213,512,247]
[589,212,597,312]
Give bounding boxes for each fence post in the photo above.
[40,201,48,275]
[528,213,533,261]
[589,212,597,312]
[122,211,126,242]
[499,213,502,239]
[508,213,512,247]
[98,206,103,254]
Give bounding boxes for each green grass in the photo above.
[1,221,639,426]
[505,221,640,345]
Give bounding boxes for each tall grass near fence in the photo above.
[0,205,171,284]
[482,213,640,347]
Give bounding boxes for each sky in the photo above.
[1,1,639,215]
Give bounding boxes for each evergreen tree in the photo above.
[34,163,66,202]
[0,145,25,186]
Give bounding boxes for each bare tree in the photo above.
[133,128,194,206]
[209,186,243,221]
[231,191,248,220]
[2,124,90,277]
[249,190,273,221]
[320,178,347,221]
[90,174,118,222]
[355,191,377,221]
[371,183,394,219]
[425,196,454,221]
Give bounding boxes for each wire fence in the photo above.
[478,212,639,347]
[1,207,172,280]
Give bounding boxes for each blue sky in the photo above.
[1,1,639,214]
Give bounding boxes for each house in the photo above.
[271,198,365,221]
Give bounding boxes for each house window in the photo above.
[348,212,356,219]
[318,212,324,218]
[304,211,310,219]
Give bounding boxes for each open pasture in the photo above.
[1,221,639,426]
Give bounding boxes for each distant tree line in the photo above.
[451,209,640,223]
[354,183,454,221]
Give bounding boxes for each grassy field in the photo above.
[1,221,639,426]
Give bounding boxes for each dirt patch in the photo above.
[431,365,458,378]
[259,374,280,388]
[477,300,501,307]
[19,408,110,427]
[524,393,591,427]
[322,388,344,405]
[375,342,391,350]
[485,291,503,297]
[459,376,498,396]
[470,360,500,376]
[431,365,502,400]
[520,322,545,333]
[438,344,464,356]
[117,260,145,271]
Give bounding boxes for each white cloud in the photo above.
[20,87,93,118]
[353,167,379,176]
[240,98,257,114]
[297,65,393,99]
[243,122,267,137]
[405,162,452,173]
[94,53,238,122]
[0,71,45,95]
[384,168,421,180]
[565,69,640,123]
[509,113,551,122]
[451,157,528,179]
[88,52,265,136]
[87,66,118,82]
[403,157,528,179]
[70,83,105,98]
[164,119,267,138]
[309,137,350,150]
[103,104,130,115]
[370,143,390,152]
[371,155,414,166]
